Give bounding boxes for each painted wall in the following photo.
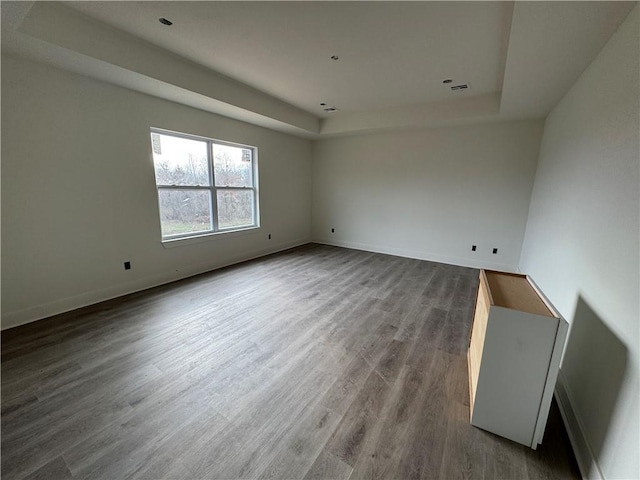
[520,6,639,480]
[311,120,544,271]
[1,54,313,329]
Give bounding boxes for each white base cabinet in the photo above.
[467,270,568,449]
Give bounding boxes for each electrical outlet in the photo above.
[124,261,131,270]
[492,248,498,254]
[472,245,477,251]
[268,234,271,240]
[331,228,335,233]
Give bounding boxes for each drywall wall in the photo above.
[1,54,312,329]
[520,6,639,479]
[312,120,544,271]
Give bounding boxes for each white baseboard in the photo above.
[312,237,518,272]
[555,369,603,480]
[1,238,310,330]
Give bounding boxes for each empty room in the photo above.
[1,2,638,480]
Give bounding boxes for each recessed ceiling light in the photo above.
[159,18,173,26]
[330,55,339,61]
[443,79,453,84]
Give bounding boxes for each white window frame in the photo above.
[150,128,259,242]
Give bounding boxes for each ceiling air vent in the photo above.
[451,83,470,91]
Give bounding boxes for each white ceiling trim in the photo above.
[320,92,501,137]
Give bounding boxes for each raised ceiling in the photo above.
[63,1,513,115]
[1,1,636,138]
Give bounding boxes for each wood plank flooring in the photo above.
[1,244,581,480]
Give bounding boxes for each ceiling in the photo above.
[1,1,636,138]
[62,1,513,115]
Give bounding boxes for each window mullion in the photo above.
[156,185,210,190]
[209,141,219,232]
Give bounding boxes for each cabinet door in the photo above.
[472,307,559,446]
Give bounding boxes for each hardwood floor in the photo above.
[1,244,580,480]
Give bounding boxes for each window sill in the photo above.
[161,226,261,248]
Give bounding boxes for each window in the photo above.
[150,129,258,241]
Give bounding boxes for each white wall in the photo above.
[312,120,544,271]
[1,54,313,329]
[520,6,639,480]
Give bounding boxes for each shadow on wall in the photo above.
[561,295,628,473]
